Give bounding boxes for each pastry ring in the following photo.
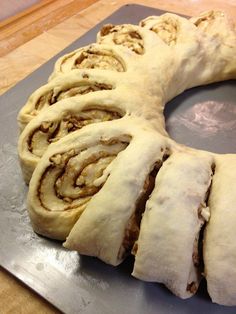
[18,11,236,305]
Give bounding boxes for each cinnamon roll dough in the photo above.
[17,69,117,131]
[27,117,169,242]
[132,150,214,299]
[204,155,236,306]
[17,10,236,305]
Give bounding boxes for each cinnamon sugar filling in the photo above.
[33,82,113,114]
[119,154,168,260]
[28,109,122,157]
[73,50,125,72]
[100,24,144,54]
[38,141,128,212]
[186,162,215,292]
[140,16,180,46]
[191,11,225,31]
[150,18,180,46]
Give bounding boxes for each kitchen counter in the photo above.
[0,0,235,313]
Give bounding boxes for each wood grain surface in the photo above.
[0,0,40,22]
[0,0,235,313]
[0,267,61,313]
[0,0,99,57]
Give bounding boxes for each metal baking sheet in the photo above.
[0,4,236,314]
[165,81,236,154]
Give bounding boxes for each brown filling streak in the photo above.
[55,152,116,199]
[119,156,166,259]
[74,50,125,72]
[150,19,179,46]
[187,282,198,294]
[27,109,122,154]
[34,83,113,111]
[38,154,105,211]
[38,141,128,211]
[187,162,215,292]
[100,24,144,54]
[194,163,215,268]
[193,12,217,28]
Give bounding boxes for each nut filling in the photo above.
[119,160,164,259]
[187,163,215,292]
[187,282,198,294]
[73,50,125,72]
[28,109,122,157]
[145,17,180,46]
[100,24,144,54]
[191,11,225,31]
[38,141,128,212]
[33,82,113,114]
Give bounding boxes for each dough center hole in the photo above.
[164,81,236,154]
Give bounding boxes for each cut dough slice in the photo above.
[204,155,236,306]
[27,117,169,244]
[49,43,139,80]
[97,23,164,55]
[18,85,168,184]
[97,24,145,54]
[139,13,198,46]
[190,10,235,37]
[17,69,118,131]
[18,91,126,183]
[63,120,169,266]
[140,12,236,101]
[132,150,214,299]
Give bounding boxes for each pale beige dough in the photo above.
[132,150,214,299]
[204,155,236,306]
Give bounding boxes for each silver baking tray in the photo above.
[0,4,235,314]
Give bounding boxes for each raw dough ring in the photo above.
[18,10,236,305]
